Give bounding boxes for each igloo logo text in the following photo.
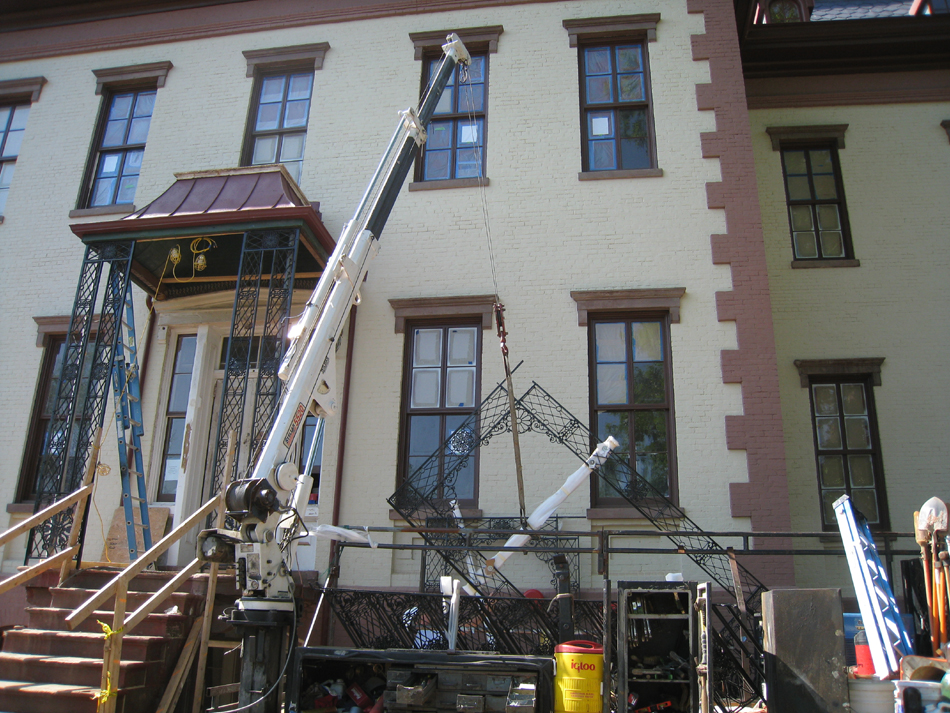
[570,660,596,671]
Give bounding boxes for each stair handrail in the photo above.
[65,432,236,713]
[0,428,102,597]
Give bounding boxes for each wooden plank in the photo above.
[0,485,93,549]
[155,619,203,713]
[0,546,77,596]
[123,558,202,633]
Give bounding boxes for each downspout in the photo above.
[320,303,358,645]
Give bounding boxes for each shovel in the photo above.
[918,511,938,653]
[920,498,949,651]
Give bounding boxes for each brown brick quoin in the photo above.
[687,0,794,586]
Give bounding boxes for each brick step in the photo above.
[0,652,153,689]
[0,679,156,713]
[26,606,190,638]
[60,568,211,595]
[3,628,168,661]
[46,586,203,616]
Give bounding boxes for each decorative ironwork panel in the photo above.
[27,242,135,561]
[327,588,607,657]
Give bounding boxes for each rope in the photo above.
[461,62,527,522]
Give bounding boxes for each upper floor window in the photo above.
[241,43,329,186]
[780,144,852,261]
[419,53,487,181]
[0,103,29,216]
[78,62,171,211]
[564,15,659,176]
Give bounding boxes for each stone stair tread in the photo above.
[0,652,150,669]
[6,627,163,642]
[0,679,100,696]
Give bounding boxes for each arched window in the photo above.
[769,0,803,22]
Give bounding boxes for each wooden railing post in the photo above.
[99,578,128,713]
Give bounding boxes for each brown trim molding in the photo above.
[766,124,847,151]
[408,177,489,191]
[562,14,661,45]
[69,204,135,219]
[92,60,173,95]
[0,76,47,103]
[243,42,330,77]
[33,314,101,347]
[570,288,685,326]
[794,357,885,388]
[409,25,503,60]
[943,120,950,143]
[747,70,950,109]
[578,168,663,180]
[389,294,495,333]
[791,258,860,269]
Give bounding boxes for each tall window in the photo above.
[87,89,156,207]
[243,72,313,183]
[579,42,655,172]
[589,316,675,505]
[808,376,888,529]
[780,144,852,260]
[157,335,197,502]
[401,323,481,505]
[419,53,487,181]
[0,102,29,216]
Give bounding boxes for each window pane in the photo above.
[448,456,475,499]
[433,86,454,115]
[411,369,441,408]
[819,455,845,487]
[447,327,476,366]
[588,112,613,138]
[782,150,807,174]
[585,76,612,104]
[445,415,476,456]
[841,384,866,414]
[464,56,485,83]
[425,150,451,180]
[793,232,818,258]
[810,149,833,173]
[458,83,484,113]
[457,120,481,147]
[283,99,310,128]
[116,176,138,203]
[109,94,134,120]
[620,138,649,170]
[124,149,144,173]
[280,133,306,161]
[408,414,440,455]
[256,103,281,131]
[632,322,662,361]
[820,231,844,258]
[821,489,845,525]
[0,161,15,188]
[282,159,302,184]
[616,46,643,73]
[260,76,285,103]
[590,141,616,171]
[633,363,665,404]
[851,489,879,523]
[849,455,874,487]
[446,367,475,408]
[812,384,838,415]
[812,174,837,200]
[585,47,611,75]
[597,363,627,404]
[427,121,453,149]
[618,74,643,102]
[0,187,7,215]
[127,116,151,144]
[634,410,667,454]
[816,417,842,449]
[176,335,197,372]
[598,412,629,455]
[636,452,669,496]
[133,92,156,117]
[168,372,192,413]
[816,204,840,230]
[786,175,811,201]
[0,107,11,129]
[287,73,313,100]
[102,119,128,148]
[91,178,116,206]
[98,153,121,177]
[413,329,442,367]
[845,416,871,449]
[790,206,814,231]
[595,322,626,362]
[252,135,278,164]
[456,149,480,179]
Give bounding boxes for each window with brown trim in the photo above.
[806,375,888,530]
[587,313,676,507]
[564,15,660,175]
[0,101,29,217]
[78,62,171,210]
[157,334,196,502]
[18,334,93,502]
[779,142,853,261]
[398,321,482,506]
[240,44,327,185]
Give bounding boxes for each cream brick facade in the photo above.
[0,0,787,599]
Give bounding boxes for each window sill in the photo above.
[389,508,483,521]
[578,168,663,181]
[408,177,489,192]
[6,502,34,514]
[68,204,136,219]
[791,258,860,269]
[587,505,682,521]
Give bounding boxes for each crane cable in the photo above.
[459,61,526,523]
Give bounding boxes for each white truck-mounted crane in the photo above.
[197,34,471,712]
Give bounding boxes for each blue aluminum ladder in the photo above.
[111,290,152,560]
[834,494,912,678]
